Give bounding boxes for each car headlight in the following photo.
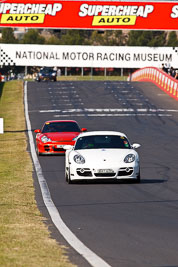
[41,136,52,143]
[124,154,135,163]
[73,154,85,164]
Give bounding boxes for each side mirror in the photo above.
[34,129,41,133]
[132,143,141,149]
[81,128,87,132]
[63,145,73,150]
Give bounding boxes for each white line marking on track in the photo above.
[55,91,77,94]
[54,114,172,117]
[24,82,110,267]
[125,99,138,101]
[157,94,168,96]
[60,86,75,89]
[38,108,178,113]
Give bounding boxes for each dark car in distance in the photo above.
[36,67,57,82]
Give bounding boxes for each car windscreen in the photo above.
[75,135,131,150]
[42,122,80,133]
[40,68,54,74]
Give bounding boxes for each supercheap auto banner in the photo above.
[0,1,178,30]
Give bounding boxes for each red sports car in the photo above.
[34,120,87,155]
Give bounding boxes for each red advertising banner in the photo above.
[0,1,178,30]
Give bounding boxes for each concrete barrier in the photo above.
[129,67,178,101]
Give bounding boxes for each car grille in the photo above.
[53,147,65,152]
[94,173,116,177]
[76,168,92,177]
[44,145,50,151]
[118,167,133,176]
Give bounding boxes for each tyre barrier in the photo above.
[129,67,178,101]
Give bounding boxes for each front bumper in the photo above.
[69,163,140,180]
[41,76,55,80]
[37,141,74,155]
[36,76,56,81]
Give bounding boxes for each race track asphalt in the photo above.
[27,80,178,267]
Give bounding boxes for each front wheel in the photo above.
[65,167,73,184]
[135,172,140,183]
[36,147,42,156]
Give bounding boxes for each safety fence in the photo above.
[130,67,178,101]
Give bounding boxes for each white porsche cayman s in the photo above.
[64,131,141,183]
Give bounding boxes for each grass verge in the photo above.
[26,75,128,82]
[0,81,76,267]
[57,75,128,81]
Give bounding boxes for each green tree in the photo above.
[89,31,104,45]
[167,31,178,46]
[46,35,61,45]
[59,30,85,45]
[127,31,166,47]
[111,30,126,45]
[149,31,166,46]
[0,28,17,43]
[21,29,45,44]
[89,30,125,46]
[127,31,141,46]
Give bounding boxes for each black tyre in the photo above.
[135,172,141,183]
[65,168,69,182]
[66,167,73,184]
[36,147,42,156]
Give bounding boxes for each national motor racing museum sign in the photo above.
[0,0,178,30]
[0,44,178,68]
